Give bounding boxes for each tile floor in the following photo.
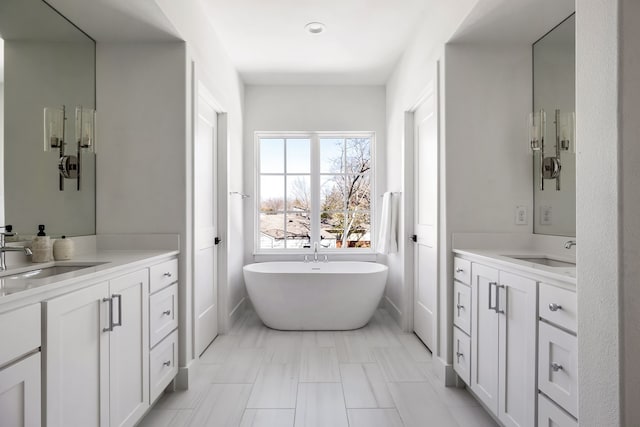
[139,309,498,427]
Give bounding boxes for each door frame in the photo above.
[404,61,441,356]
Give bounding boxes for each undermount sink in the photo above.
[503,255,576,268]
[1,263,107,280]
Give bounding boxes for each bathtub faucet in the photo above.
[313,242,319,262]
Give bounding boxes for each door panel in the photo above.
[470,263,499,414]
[413,77,439,352]
[194,82,218,356]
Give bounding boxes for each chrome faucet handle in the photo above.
[304,255,309,263]
[323,255,328,263]
[564,240,577,249]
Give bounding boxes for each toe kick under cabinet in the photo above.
[43,256,179,427]
[452,253,577,427]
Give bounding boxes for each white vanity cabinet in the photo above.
[537,283,578,425]
[44,269,150,427]
[467,261,537,427]
[0,304,42,427]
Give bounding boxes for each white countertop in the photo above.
[453,248,576,286]
[0,249,179,310]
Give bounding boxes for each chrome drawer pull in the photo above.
[456,351,464,363]
[548,303,562,312]
[163,360,171,367]
[551,362,563,372]
[456,304,464,310]
[455,268,464,273]
[163,272,173,278]
[162,310,172,316]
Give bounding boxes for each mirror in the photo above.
[532,14,575,237]
[0,0,95,240]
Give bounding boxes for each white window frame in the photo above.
[254,131,376,254]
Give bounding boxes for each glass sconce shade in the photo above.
[76,106,96,153]
[44,106,65,152]
[558,111,575,153]
[528,110,546,152]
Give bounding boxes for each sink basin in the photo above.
[2,263,107,280]
[504,255,576,268]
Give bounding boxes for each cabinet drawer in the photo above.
[150,259,178,294]
[150,283,179,348]
[453,326,471,386]
[0,304,41,367]
[538,393,577,427]
[150,329,178,403]
[453,281,471,335]
[0,351,41,427]
[538,322,577,417]
[539,283,576,333]
[453,258,471,285]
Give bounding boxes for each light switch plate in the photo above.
[540,205,552,225]
[515,205,528,225]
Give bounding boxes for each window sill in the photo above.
[252,252,379,263]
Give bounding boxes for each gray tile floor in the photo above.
[139,309,498,427]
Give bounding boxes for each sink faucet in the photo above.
[313,242,319,263]
[0,225,32,270]
[564,240,577,249]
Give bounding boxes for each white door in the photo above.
[498,271,537,427]
[471,263,500,414]
[109,270,149,427]
[0,352,41,427]
[413,79,439,352]
[44,281,110,427]
[194,82,218,356]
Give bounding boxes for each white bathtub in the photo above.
[243,261,388,330]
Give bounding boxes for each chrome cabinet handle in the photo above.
[163,360,171,367]
[456,351,464,363]
[456,304,464,310]
[551,362,563,372]
[496,284,505,314]
[102,297,113,332]
[163,272,173,278]
[455,268,464,273]
[488,282,498,312]
[112,294,122,328]
[162,310,171,316]
[548,303,562,312]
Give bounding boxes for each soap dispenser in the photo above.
[53,235,74,261]
[32,225,53,263]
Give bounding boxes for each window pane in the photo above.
[260,138,284,173]
[286,175,311,211]
[346,173,371,211]
[320,138,344,173]
[345,138,371,175]
[322,211,371,249]
[286,138,311,173]
[260,175,284,212]
[260,212,284,249]
[320,176,345,211]
[284,211,311,249]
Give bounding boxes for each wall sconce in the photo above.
[43,105,96,191]
[528,109,575,191]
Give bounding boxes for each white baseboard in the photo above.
[434,356,458,387]
[175,358,200,390]
[228,296,247,328]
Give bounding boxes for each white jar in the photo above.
[53,236,74,261]
[32,236,53,263]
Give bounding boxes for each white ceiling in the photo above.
[199,0,431,85]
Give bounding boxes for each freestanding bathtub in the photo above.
[243,261,388,330]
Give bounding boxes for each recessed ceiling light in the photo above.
[305,22,326,35]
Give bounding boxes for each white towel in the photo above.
[377,192,398,254]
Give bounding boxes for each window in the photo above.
[257,132,374,251]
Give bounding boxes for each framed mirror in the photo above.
[532,14,575,237]
[0,0,96,240]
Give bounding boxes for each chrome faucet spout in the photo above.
[313,242,319,263]
[564,240,577,249]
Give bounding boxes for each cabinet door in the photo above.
[0,352,41,427]
[470,263,499,414]
[44,281,110,427]
[109,270,150,427]
[498,271,537,427]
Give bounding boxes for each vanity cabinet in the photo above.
[469,262,537,427]
[537,283,578,425]
[0,304,41,427]
[44,269,150,427]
